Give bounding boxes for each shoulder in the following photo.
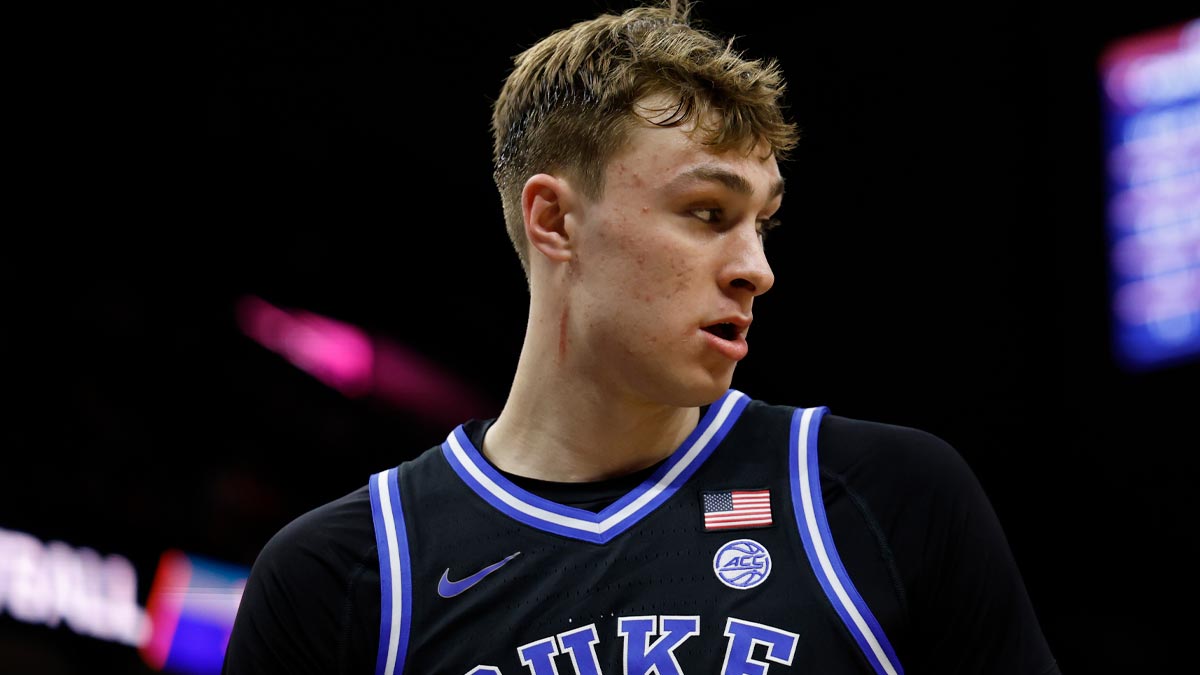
[742,396,982,509]
[263,483,374,563]
[735,397,1061,672]
[394,440,451,477]
[241,483,378,614]
[799,409,1005,576]
[224,483,379,674]
[390,437,474,503]
[742,397,965,479]
[819,412,965,479]
[823,412,993,520]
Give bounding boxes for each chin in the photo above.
[676,368,736,407]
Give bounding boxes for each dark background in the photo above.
[3,0,1195,672]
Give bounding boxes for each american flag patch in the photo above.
[702,489,773,530]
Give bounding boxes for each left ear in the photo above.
[521,173,575,264]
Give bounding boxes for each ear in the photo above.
[521,173,574,264]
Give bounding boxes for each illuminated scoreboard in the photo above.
[1101,18,1200,371]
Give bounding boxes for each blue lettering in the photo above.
[723,555,766,570]
[518,636,560,675]
[720,618,798,675]
[467,614,800,675]
[618,615,700,675]
[557,624,602,675]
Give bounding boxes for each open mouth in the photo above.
[702,323,738,341]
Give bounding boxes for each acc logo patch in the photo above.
[713,538,771,589]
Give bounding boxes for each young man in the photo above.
[223,2,1061,673]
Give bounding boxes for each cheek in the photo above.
[594,218,653,293]
[588,215,701,308]
[669,255,694,297]
[626,250,693,305]
[639,250,697,304]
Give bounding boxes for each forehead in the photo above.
[607,121,782,198]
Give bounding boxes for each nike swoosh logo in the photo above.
[437,551,521,598]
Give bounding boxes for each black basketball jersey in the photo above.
[223,387,1060,674]
[369,390,903,674]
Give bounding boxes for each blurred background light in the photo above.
[236,294,492,427]
[1102,17,1200,370]
[0,528,147,647]
[140,550,247,674]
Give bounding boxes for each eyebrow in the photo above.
[669,165,786,201]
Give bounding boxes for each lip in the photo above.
[699,316,752,362]
[702,329,749,361]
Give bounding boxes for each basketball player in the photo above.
[223,2,1061,673]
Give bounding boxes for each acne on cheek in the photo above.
[670,258,693,296]
[618,162,644,189]
[605,217,641,252]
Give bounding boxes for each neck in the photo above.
[483,312,701,482]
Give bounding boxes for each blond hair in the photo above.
[491,1,799,278]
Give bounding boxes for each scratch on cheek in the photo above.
[558,303,569,363]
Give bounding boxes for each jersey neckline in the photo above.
[439,389,751,544]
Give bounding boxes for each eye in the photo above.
[692,207,724,224]
[757,217,782,242]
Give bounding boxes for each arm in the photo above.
[223,488,379,674]
[822,416,1061,674]
[891,428,1060,674]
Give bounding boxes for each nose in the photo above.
[722,224,775,297]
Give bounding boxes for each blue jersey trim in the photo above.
[440,389,750,544]
[788,407,904,675]
[369,467,413,675]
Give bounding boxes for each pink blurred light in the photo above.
[371,335,491,425]
[235,296,373,398]
[236,295,492,426]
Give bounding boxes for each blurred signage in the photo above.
[1102,18,1200,370]
[0,527,147,645]
[0,527,247,674]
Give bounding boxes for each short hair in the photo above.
[490,0,800,279]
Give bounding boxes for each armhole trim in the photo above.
[788,407,904,675]
[369,467,411,675]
